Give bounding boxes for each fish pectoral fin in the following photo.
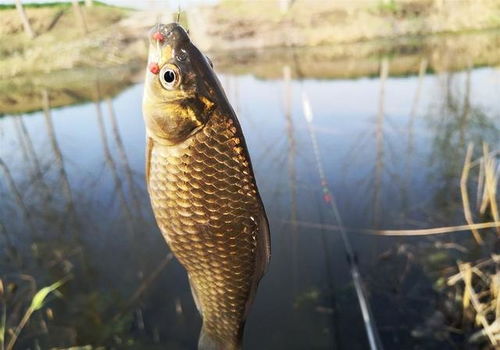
[145,136,153,191]
[243,211,271,320]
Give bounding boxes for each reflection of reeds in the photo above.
[93,81,135,234]
[106,99,144,221]
[12,115,50,199]
[373,58,389,227]
[41,89,77,231]
[0,159,36,235]
[94,99,134,233]
[458,69,471,147]
[0,220,17,264]
[403,59,427,208]
[407,59,428,146]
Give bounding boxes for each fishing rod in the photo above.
[301,90,383,350]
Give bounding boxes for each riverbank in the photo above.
[2,1,500,81]
[0,3,167,80]
[2,1,500,115]
[3,28,500,115]
[188,0,500,51]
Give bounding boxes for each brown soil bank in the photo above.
[188,0,500,51]
[0,3,157,80]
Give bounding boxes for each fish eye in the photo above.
[164,70,175,83]
[159,64,181,89]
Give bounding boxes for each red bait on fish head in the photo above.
[152,31,165,42]
[149,62,160,74]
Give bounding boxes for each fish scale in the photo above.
[148,110,261,345]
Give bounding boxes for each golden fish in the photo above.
[142,23,271,350]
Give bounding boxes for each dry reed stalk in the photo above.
[462,262,472,309]
[494,273,500,320]
[479,160,490,215]
[481,143,499,233]
[470,150,500,168]
[457,262,497,345]
[461,143,483,244]
[362,223,500,236]
[448,255,500,284]
[477,158,485,210]
[287,220,500,236]
[448,257,500,346]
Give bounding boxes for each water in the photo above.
[1,36,499,349]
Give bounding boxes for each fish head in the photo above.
[143,23,220,145]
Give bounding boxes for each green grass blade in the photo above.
[29,279,66,312]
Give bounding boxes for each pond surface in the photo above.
[1,35,499,349]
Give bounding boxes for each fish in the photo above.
[142,23,271,350]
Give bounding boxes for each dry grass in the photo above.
[287,220,500,236]
[446,143,499,347]
[0,5,146,80]
[479,143,500,228]
[461,143,484,244]
[447,256,500,346]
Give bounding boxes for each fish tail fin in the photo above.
[198,325,242,350]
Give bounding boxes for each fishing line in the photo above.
[300,85,383,350]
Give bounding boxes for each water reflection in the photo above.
[42,89,77,234]
[1,35,499,349]
[427,69,499,216]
